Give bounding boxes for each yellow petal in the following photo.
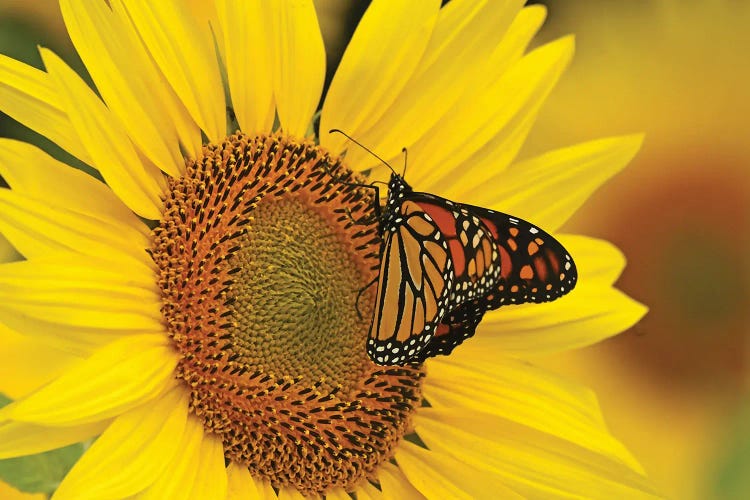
[41,49,164,219]
[471,135,644,232]
[415,409,659,499]
[0,232,20,263]
[558,234,627,286]
[341,0,527,172]
[395,440,523,499]
[120,0,226,142]
[256,479,278,499]
[0,188,150,263]
[60,0,189,177]
[53,387,188,500]
[277,487,309,500]
[354,481,383,500]
[226,463,262,500]
[269,0,325,137]
[425,355,645,473]
[0,53,91,164]
[0,481,45,500]
[215,0,275,134]
[0,139,148,235]
[2,334,178,426]
[377,462,425,500]
[320,0,440,154]
[325,488,350,500]
[0,323,80,400]
[0,419,108,460]
[187,432,228,500]
[411,36,575,194]
[0,308,142,358]
[136,416,204,500]
[0,255,162,331]
[473,283,648,355]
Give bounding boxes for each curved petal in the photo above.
[0,53,92,164]
[410,36,575,193]
[395,440,523,499]
[226,463,262,500]
[190,433,228,500]
[0,139,148,235]
[326,488,350,500]
[415,409,658,499]
[53,387,188,500]
[41,49,164,220]
[425,355,644,473]
[269,0,325,137]
[473,283,648,355]
[119,0,225,142]
[60,0,190,177]
[558,234,627,286]
[377,462,425,500]
[1,334,178,426]
[320,0,440,154]
[215,0,275,134]
[137,416,204,500]
[0,324,80,400]
[0,420,108,460]
[470,135,644,232]
[354,481,383,500]
[0,481,45,500]
[0,189,151,264]
[277,487,306,500]
[0,255,162,331]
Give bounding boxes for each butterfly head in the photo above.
[380,173,413,231]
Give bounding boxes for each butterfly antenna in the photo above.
[401,147,408,178]
[329,129,399,176]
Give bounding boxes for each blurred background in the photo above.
[0,1,747,498]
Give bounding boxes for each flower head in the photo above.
[0,1,655,498]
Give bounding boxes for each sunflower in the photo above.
[0,1,656,498]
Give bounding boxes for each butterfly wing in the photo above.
[463,204,578,309]
[367,200,455,365]
[415,205,578,362]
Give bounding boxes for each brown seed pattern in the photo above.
[151,133,425,495]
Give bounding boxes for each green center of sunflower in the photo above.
[151,133,424,495]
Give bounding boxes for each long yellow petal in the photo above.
[277,487,307,500]
[136,416,204,500]
[0,53,91,164]
[470,135,644,232]
[0,308,144,358]
[41,49,164,220]
[2,334,178,426]
[215,0,275,135]
[410,36,575,194]
[0,256,161,331]
[0,189,150,263]
[341,0,527,172]
[377,462,425,500]
[226,463,262,500]
[0,481,45,500]
[0,420,108,460]
[395,440,523,499]
[0,139,148,236]
[320,0,440,154]
[190,433,229,500]
[415,409,659,498]
[425,356,645,473]
[52,388,188,500]
[473,282,648,355]
[0,324,80,400]
[269,0,325,137]
[120,0,226,142]
[60,0,188,177]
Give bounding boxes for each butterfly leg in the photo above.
[355,276,378,320]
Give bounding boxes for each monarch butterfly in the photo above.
[330,130,577,365]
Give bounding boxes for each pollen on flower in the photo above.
[150,133,425,495]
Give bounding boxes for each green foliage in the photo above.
[709,405,750,499]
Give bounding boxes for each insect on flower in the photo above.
[331,130,578,365]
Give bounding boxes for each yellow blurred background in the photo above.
[0,1,747,499]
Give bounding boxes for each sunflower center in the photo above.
[151,133,424,495]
